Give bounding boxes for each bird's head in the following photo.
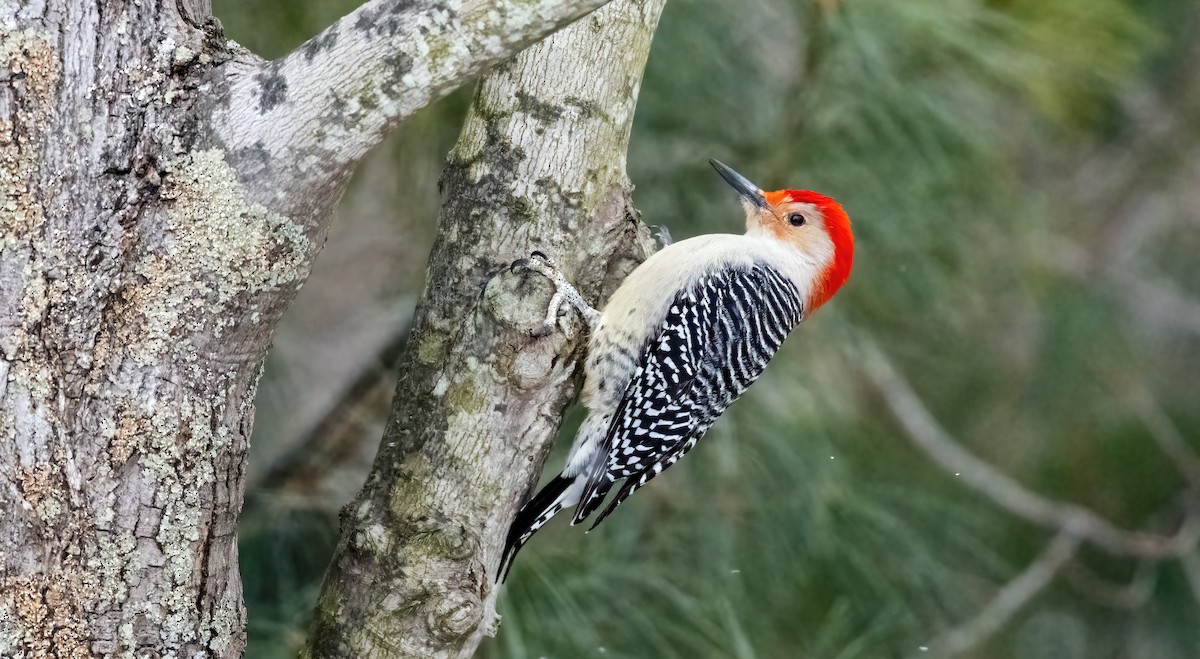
[710,159,854,312]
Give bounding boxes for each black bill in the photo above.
[709,159,768,209]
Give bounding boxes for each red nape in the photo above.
[783,190,854,311]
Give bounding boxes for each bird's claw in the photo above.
[510,250,599,336]
[512,251,565,336]
[510,250,557,275]
[652,225,673,247]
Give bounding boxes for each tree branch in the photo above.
[1111,270,1200,340]
[928,530,1080,657]
[859,340,1200,559]
[1127,384,1200,489]
[1062,558,1156,610]
[217,0,618,216]
[1180,551,1200,604]
[302,1,665,656]
[1037,235,1200,341]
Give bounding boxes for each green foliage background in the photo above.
[217,0,1200,656]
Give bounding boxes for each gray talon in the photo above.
[515,250,602,335]
[653,225,673,247]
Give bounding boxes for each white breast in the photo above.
[602,234,815,337]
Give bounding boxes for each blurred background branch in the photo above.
[1061,558,1155,610]
[860,340,1200,560]
[246,307,411,498]
[863,337,1200,654]
[1128,384,1200,489]
[930,530,1081,658]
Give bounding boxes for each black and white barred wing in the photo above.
[573,263,804,527]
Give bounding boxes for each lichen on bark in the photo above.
[127,148,311,368]
[1,5,261,656]
[0,30,57,252]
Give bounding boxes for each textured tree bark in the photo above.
[0,0,614,656]
[304,1,666,657]
[1,6,258,656]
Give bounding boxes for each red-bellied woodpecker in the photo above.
[500,160,854,580]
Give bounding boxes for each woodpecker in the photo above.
[501,160,853,580]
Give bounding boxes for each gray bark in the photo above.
[303,1,666,657]
[0,0,614,655]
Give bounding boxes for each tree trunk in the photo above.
[304,1,666,657]
[2,6,258,655]
[0,0,614,655]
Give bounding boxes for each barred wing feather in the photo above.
[573,263,804,527]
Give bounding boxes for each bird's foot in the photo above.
[511,251,601,335]
[651,224,673,247]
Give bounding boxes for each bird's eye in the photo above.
[788,212,806,227]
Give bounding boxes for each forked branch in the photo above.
[859,340,1199,559]
[860,339,1200,655]
[217,0,617,210]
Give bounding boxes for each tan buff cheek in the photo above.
[750,210,785,239]
[788,229,815,253]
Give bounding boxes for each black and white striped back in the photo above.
[573,262,804,526]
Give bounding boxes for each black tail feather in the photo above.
[498,474,573,582]
[571,475,614,526]
[587,477,636,531]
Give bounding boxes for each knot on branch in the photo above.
[426,589,483,642]
[412,515,477,561]
[483,262,569,332]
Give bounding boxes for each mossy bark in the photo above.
[303,1,666,657]
[0,0,620,656]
